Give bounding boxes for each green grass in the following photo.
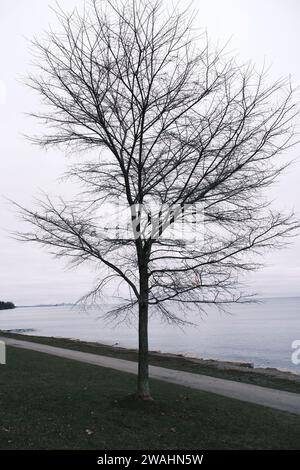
[1,330,300,394]
[0,347,300,449]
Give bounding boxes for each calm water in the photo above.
[1,297,300,373]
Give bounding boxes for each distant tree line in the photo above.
[0,301,15,310]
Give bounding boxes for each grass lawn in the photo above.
[0,346,300,449]
[1,330,300,394]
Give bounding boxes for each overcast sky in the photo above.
[1,0,300,305]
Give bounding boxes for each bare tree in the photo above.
[17,0,299,399]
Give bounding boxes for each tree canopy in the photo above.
[16,0,299,398]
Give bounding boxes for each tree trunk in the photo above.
[137,264,151,399]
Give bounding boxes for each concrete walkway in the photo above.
[2,336,300,416]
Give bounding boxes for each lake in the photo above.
[1,297,300,373]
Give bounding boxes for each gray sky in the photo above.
[1,0,300,305]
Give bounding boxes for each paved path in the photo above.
[2,336,300,416]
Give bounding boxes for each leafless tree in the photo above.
[17,0,299,399]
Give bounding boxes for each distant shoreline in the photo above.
[15,303,74,308]
[14,295,300,309]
